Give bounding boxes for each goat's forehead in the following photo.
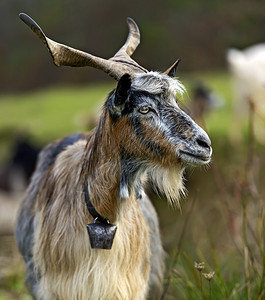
[131,72,185,98]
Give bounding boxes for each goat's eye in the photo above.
[139,106,150,114]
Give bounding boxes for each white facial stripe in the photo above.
[119,184,129,199]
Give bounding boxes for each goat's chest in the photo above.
[35,206,151,300]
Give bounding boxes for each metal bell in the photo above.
[86,221,117,250]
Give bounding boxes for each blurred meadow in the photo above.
[1,0,265,299]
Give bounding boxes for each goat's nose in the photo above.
[196,135,211,150]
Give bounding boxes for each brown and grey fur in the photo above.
[16,15,212,300]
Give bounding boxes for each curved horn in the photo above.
[114,17,140,58]
[19,13,147,80]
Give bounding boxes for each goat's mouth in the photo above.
[178,149,212,165]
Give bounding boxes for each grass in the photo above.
[161,78,265,299]
[0,271,31,300]
[0,71,264,299]
[0,82,115,159]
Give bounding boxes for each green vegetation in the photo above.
[160,73,265,299]
[0,269,31,300]
[0,83,114,159]
[0,83,115,139]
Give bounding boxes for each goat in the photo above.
[16,13,212,300]
[189,84,223,127]
[227,44,265,111]
[0,133,39,194]
[227,44,265,143]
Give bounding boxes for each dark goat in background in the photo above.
[0,134,39,192]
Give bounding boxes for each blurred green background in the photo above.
[1,0,265,93]
[0,0,265,299]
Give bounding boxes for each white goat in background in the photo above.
[227,44,265,142]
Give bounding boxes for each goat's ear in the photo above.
[164,59,181,77]
[114,73,132,109]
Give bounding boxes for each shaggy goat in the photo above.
[16,14,212,300]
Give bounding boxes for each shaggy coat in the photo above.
[16,72,212,300]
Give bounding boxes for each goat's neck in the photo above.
[83,112,143,223]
